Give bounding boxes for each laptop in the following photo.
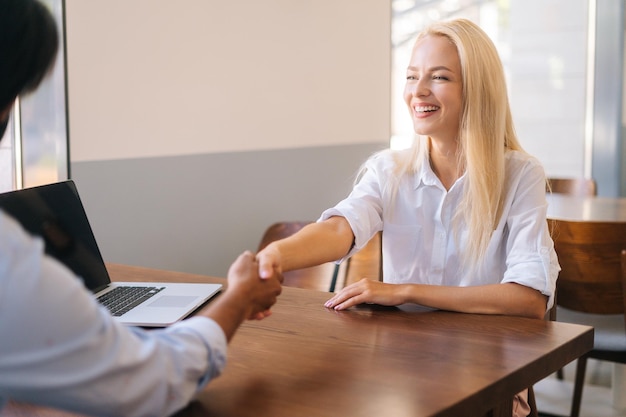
[0,180,222,327]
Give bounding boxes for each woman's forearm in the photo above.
[402,282,547,319]
[267,216,354,272]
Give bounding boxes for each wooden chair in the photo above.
[341,231,383,287]
[547,177,597,197]
[257,221,341,292]
[547,176,597,380]
[548,219,626,417]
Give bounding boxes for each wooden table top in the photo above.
[546,193,626,222]
[3,264,594,417]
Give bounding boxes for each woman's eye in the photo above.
[433,75,449,81]
[406,75,418,81]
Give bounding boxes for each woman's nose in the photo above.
[407,79,429,98]
[413,78,430,97]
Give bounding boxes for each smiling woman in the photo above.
[255,18,559,417]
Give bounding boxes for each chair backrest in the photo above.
[622,249,626,320]
[547,177,597,197]
[550,219,626,314]
[343,232,383,287]
[257,221,339,291]
[258,222,311,250]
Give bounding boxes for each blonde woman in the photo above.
[257,18,559,417]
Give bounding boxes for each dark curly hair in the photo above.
[0,0,59,110]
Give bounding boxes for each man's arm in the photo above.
[197,251,282,341]
[0,218,281,417]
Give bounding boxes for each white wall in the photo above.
[66,0,391,162]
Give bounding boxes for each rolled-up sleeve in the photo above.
[319,156,386,261]
[499,158,560,310]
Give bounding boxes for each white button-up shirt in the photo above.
[320,149,559,310]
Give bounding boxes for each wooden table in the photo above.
[546,194,626,222]
[3,264,593,417]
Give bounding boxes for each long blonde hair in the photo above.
[393,18,527,262]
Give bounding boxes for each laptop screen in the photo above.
[0,180,111,292]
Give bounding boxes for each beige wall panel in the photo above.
[66,0,391,162]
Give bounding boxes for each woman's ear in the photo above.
[0,101,14,120]
[0,101,15,139]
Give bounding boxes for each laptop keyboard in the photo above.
[97,286,165,316]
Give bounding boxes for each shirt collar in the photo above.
[413,151,467,191]
[414,151,440,190]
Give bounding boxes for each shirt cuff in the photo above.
[168,316,228,388]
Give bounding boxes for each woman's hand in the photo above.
[324,279,406,310]
[256,243,283,279]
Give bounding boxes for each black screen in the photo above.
[0,180,111,292]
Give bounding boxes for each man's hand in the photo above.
[199,251,283,341]
[227,251,283,319]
